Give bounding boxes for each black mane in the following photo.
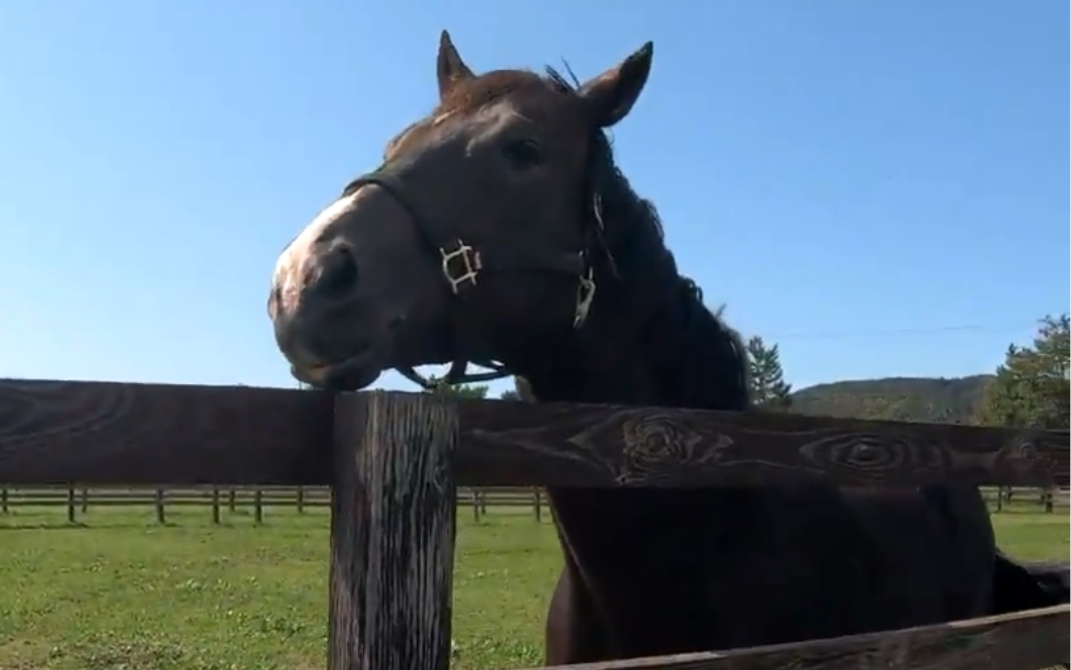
[579,98,751,411]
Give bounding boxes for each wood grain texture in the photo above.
[457,400,1069,488]
[328,391,457,670]
[519,604,1069,670]
[2,379,1067,489]
[0,379,332,485]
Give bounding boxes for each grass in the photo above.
[0,503,1066,670]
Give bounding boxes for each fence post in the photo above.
[329,391,457,670]
[66,485,76,523]
[253,489,264,525]
[296,486,305,514]
[211,487,221,525]
[533,488,542,523]
[155,488,166,524]
[1,487,7,514]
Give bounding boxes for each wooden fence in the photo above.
[0,379,1068,670]
[0,484,1063,526]
[989,485,1069,513]
[0,485,552,523]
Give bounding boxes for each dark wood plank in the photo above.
[328,391,457,670]
[0,378,332,485]
[519,604,1069,670]
[3,379,1067,489]
[457,399,1069,488]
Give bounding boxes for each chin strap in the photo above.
[394,358,513,391]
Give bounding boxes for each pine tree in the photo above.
[745,335,793,409]
[977,314,1069,429]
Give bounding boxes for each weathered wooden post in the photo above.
[211,486,221,525]
[66,485,76,523]
[253,488,264,524]
[154,487,166,524]
[329,391,458,670]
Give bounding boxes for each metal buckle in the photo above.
[440,241,481,294]
[573,266,596,328]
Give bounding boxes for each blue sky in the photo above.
[0,0,1067,397]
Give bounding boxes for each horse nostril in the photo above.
[309,245,360,302]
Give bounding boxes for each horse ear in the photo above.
[578,41,654,128]
[437,30,475,99]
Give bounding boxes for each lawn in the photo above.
[0,503,1066,670]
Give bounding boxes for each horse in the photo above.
[267,31,1067,665]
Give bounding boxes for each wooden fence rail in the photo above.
[0,379,1067,670]
[0,485,1061,526]
[0,485,552,523]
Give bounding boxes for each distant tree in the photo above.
[422,375,490,400]
[977,314,1069,430]
[745,335,793,409]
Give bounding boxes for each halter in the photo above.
[342,170,601,390]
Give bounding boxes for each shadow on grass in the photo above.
[0,521,243,531]
[0,521,90,531]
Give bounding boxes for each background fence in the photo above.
[1,484,1065,525]
[0,485,553,524]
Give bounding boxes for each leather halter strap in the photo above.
[343,170,598,389]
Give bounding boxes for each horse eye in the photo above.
[501,138,544,170]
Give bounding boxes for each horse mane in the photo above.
[547,67,751,411]
[436,69,556,116]
[587,126,752,411]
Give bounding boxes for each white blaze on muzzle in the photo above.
[272,192,360,317]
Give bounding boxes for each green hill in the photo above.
[789,375,994,424]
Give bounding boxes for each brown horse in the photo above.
[268,31,1067,665]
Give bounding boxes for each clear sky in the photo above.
[1,0,1067,397]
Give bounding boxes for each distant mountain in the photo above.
[789,375,994,424]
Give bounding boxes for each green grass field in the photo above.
[0,504,1066,670]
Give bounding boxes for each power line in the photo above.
[766,322,1038,341]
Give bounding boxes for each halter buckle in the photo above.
[440,241,481,294]
[573,266,596,328]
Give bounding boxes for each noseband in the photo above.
[342,169,603,389]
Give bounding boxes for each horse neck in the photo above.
[522,278,750,412]
[516,278,754,627]
[516,275,753,530]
